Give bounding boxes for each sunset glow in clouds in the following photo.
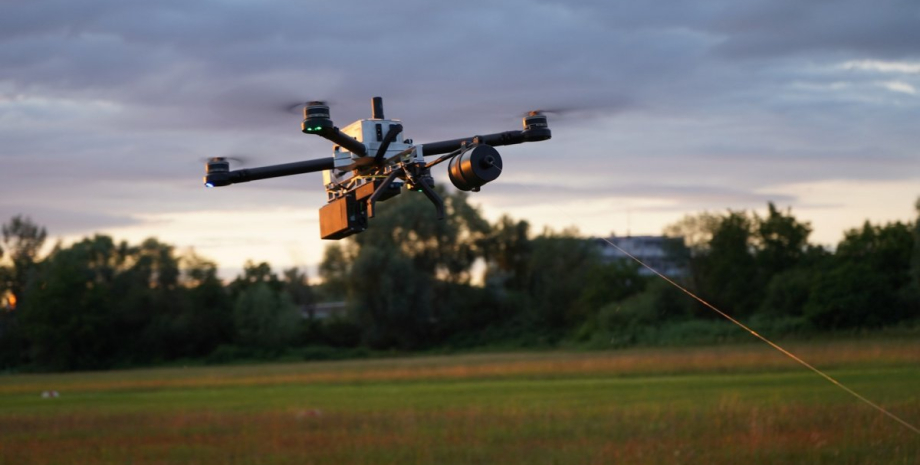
[1,0,917,276]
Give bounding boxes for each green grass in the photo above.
[2,340,919,464]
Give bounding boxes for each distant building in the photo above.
[302,301,348,320]
[595,235,688,277]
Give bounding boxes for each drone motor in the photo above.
[522,112,552,141]
[301,101,334,133]
[203,157,231,187]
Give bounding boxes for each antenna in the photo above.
[372,96,384,119]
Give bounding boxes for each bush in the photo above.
[205,345,255,364]
[299,345,369,361]
[596,280,693,330]
[321,317,363,348]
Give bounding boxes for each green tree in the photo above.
[19,235,231,369]
[664,212,721,253]
[229,261,283,300]
[107,238,190,363]
[352,188,491,282]
[349,245,433,348]
[696,211,759,316]
[1,215,48,310]
[752,203,828,318]
[232,282,300,352]
[577,259,646,314]
[805,221,916,328]
[667,205,815,319]
[283,267,314,310]
[330,188,493,348]
[0,215,49,368]
[755,202,812,277]
[19,235,125,369]
[283,266,320,345]
[482,215,532,291]
[573,257,648,342]
[318,244,350,300]
[912,198,920,292]
[519,228,600,336]
[177,252,233,357]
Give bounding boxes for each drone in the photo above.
[203,97,551,239]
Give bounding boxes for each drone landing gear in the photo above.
[411,178,445,220]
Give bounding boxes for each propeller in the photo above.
[523,109,567,117]
[199,155,253,167]
[518,96,635,120]
[280,99,335,115]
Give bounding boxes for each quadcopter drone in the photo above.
[203,97,551,239]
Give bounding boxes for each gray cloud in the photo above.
[1,0,918,249]
[709,1,920,58]
[0,204,141,236]
[472,181,796,209]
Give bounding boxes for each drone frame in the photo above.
[204,97,551,239]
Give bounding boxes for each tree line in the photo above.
[1,192,918,371]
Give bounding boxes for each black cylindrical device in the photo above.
[204,157,231,187]
[302,101,334,133]
[372,96,384,119]
[521,112,552,142]
[448,145,503,191]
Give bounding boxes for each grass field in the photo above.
[2,340,919,464]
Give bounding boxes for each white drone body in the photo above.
[322,117,423,200]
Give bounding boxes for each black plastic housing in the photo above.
[522,113,552,141]
[355,179,401,202]
[372,96,384,119]
[448,145,503,191]
[204,158,231,187]
[301,102,334,133]
[301,101,368,156]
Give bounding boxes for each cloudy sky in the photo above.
[1,0,918,277]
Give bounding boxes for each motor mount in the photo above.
[204,157,231,187]
[521,112,552,142]
[302,101,334,133]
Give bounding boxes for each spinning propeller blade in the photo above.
[281,99,334,115]
[199,155,253,167]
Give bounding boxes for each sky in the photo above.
[1,0,918,279]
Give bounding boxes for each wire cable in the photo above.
[492,163,920,435]
[599,236,920,435]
